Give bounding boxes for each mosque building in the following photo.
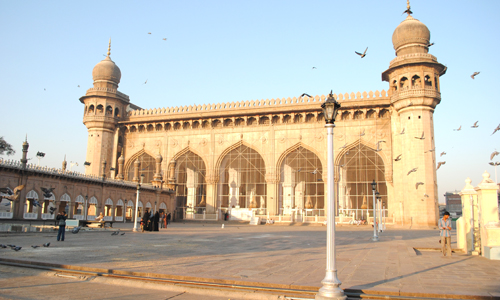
[78,7,446,227]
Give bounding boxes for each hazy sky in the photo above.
[1,1,499,204]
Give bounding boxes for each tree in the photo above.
[0,137,15,156]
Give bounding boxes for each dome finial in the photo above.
[404,0,413,16]
[107,38,111,57]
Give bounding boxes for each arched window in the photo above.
[353,111,363,120]
[115,107,120,117]
[175,151,207,209]
[424,75,432,87]
[379,109,389,119]
[183,122,191,130]
[96,104,104,114]
[392,80,398,91]
[259,116,270,125]
[272,116,280,124]
[400,77,408,89]
[218,145,266,210]
[106,105,113,115]
[127,152,156,184]
[192,121,200,129]
[336,144,387,219]
[235,118,244,126]
[279,147,324,214]
[283,115,291,123]
[341,111,351,121]
[147,124,154,132]
[366,110,376,119]
[224,119,233,127]
[247,117,256,126]
[293,114,303,123]
[411,75,421,88]
[88,105,95,114]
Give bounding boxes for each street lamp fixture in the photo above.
[375,191,381,233]
[489,161,499,183]
[133,174,145,232]
[371,180,379,242]
[316,91,346,300]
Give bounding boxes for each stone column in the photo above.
[281,164,296,215]
[205,173,218,214]
[459,177,479,254]
[152,153,163,188]
[133,159,140,183]
[186,167,198,208]
[295,181,305,209]
[265,172,278,216]
[116,154,124,180]
[475,171,500,257]
[228,168,241,208]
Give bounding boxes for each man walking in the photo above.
[439,211,452,256]
[56,211,67,242]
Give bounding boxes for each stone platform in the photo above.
[0,221,499,299]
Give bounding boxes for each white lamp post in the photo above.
[316,91,346,300]
[489,162,499,183]
[371,180,379,242]
[133,174,144,232]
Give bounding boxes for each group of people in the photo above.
[140,211,170,232]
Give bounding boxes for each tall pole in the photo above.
[133,183,140,232]
[316,124,346,300]
[371,181,379,242]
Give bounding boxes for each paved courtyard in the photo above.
[0,222,499,299]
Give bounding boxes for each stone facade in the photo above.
[77,13,445,226]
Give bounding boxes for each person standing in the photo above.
[167,212,171,225]
[159,212,164,229]
[439,211,452,257]
[56,211,67,241]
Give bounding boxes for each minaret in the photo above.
[62,155,67,171]
[20,135,29,169]
[79,39,130,177]
[382,3,446,226]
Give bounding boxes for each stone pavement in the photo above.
[0,221,499,299]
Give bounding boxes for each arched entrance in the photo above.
[217,145,266,220]
[337,143,387,220]
[127,152,156,183]
[173,151,207,212]
[279,146,324,217]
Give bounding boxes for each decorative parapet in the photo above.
[0,158,166,192]
[389,53,438,66]
[83,87,130,101]
[127,90,388,117]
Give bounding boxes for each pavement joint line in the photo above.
[0,258,497,300]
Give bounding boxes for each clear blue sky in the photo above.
[1,1,499,204]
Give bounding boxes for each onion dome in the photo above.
[392,15,430,56]
[92,39,121,85]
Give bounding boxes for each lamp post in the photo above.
[489,162,499,183]
[376,191,381,233]
[371,180,379,242]
[84,195,88,220]
[316,91,345,300]
[133,174,144,232]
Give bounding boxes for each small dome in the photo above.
[392,15,430,55]
[92,56,121,84]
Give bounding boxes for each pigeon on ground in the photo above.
[7,244,15,247]
[43,242,50,247]
[12,246,22,251]
[121,233,125,236]
[0,244,7,248]
[111,231,119,236]
[72,226,81,234]
[31,245,40,248]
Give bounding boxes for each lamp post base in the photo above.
[372,236,379,242]
[132,227,138,232]
[315,271,347,300]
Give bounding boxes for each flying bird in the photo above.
[437,161,446,170]
[427,42,434,47]
[471,121,479,128]
[43,242,50,247]
[148,32,151,35]
[0,185,25,202]
[403,6,412,15]
[299,93,312,98]
[425,148,435,153]
[310,169,318,175]
[375,140,386,152]
[415,182,424,189]
[415,132,425,140]
[394,154,402,162]
[491,151,500,161]
[40,187,55,198]
[406,102,413,108]
[49,207,56,214]
[162,38,167,41]
[144,79,148,84]
[407,168,418,175]
[33,200,42,208]
[440,152,446,157]
[339,143,347,150]
[360,129,365,136]
[312,67,317,70]
[424,193,430,198]
[355,47,368,58]
[471,72,480,79]
[492,124,500,135]
[453,126,462,131]
[399,128,405,135]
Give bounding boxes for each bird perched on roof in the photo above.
[437,161,446,170]
[355,47,368,58]
[40,187,54,199]
[471,72,480,79]
[0,185,25,202]
[415,132,425,140]
[471,121,479,128]
[491,151,500,161]
[394,154,402,162]
[407,168,418,175]
[453,126,462,131]
[415,182,424,189]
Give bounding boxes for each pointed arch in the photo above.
[125,149,157,182]
[276,142,326,182]
[334,139,390,177]
[215,140,266,177]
